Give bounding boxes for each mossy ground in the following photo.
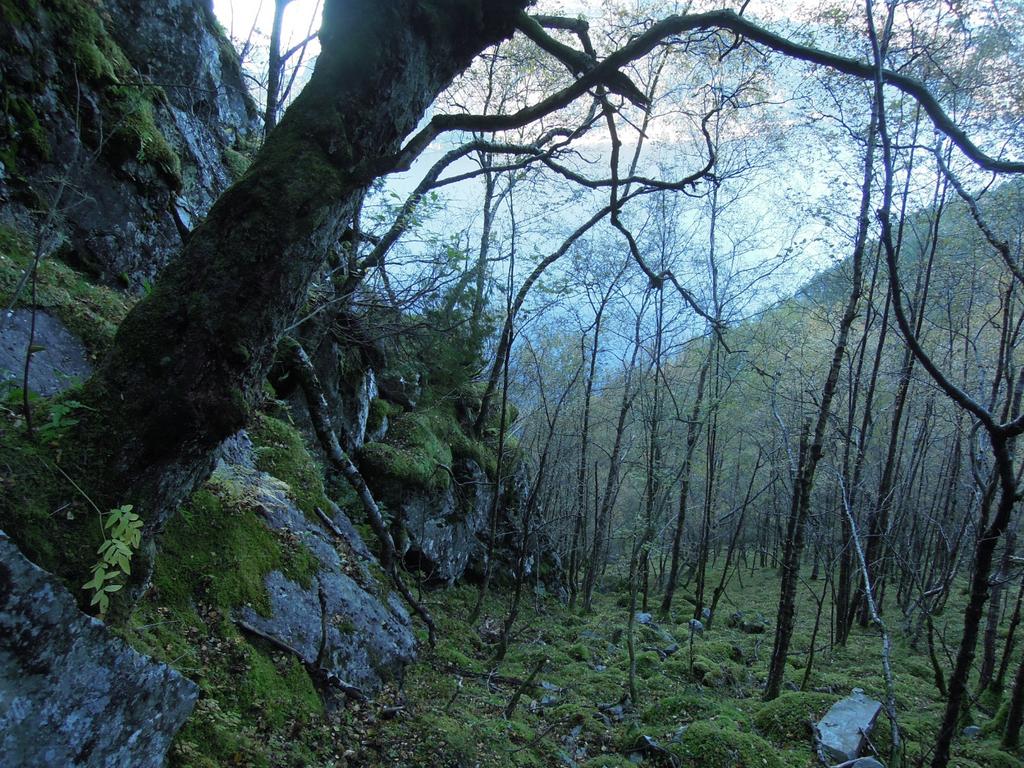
[3,372,1022,768]
[345,567,1022,768]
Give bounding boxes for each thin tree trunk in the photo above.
[660,341,712,615]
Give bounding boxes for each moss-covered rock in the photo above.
[151,471,318,618]
[670,721,787,768]
[753,691,840,745]
[0,225,133,357]
[248,412,332,519]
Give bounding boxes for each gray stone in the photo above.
[0,0,257,287]
[220,462,416,695]
[816,688,883,762]
[688,619,704,635]
[398,459,493,584]
[962,725,982,739]
[217,429,256,469]
[728,610,768,634]
[0,532,198,767]
[701,607,712,620]
[635,612,654,625]
[0,310,91,396]
[846,759,885,768]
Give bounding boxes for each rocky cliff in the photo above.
[0,0,257,288]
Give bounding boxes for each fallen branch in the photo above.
[234,618,367,701]
[837,473,902,766]
[284,338,437,646]
[504,656,547,719]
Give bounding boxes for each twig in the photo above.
[235,617,367,701]
[504,656,547,719]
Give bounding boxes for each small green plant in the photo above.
[82,504,142,614]
[36,398,89,443]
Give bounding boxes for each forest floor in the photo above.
[337,568,1020,768]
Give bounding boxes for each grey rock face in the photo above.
[0,0,256,286]
[104,0,256,225]
[212,453,415,696]
[846,758,885,768]
[0,531,198,768]
[816,688,883,763]
[400,459,493,584]
[0,309,91,395]
[962,725,982,739]
[688,619,705,635]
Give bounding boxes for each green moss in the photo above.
[578,757,635,768]
[357,406,497,502]
[0,0,38,24]
[634,650,661,679]
[367,396,402,435]
[0,225,133,356]
[753,692,839,745]
[642,691,722,726]
[39,0,181,186]
[0,402,102,588]
[241,648,322,729]
[248,412,332,519]
[670,721,787,768]
[567,641,591,662]
[954,743,1022,768]
[130,609,327,768]
[222,147,251,180]
[153,470,317,617]
[106,85,181,182]
[2,95,51,170]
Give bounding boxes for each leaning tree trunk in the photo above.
[75,0,526,556]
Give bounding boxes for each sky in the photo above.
[207,0,877,318]
[213,0,322,58]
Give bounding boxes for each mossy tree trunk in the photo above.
[76,0,526,546]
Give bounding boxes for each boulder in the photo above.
[727,610,768,634]
[815,688,883,763]
[688,619,705,635]
[0,309,91,395]
[0,531,198,767]
[962,725,982,739]
[214,451,415,697]
[846,759,885,768]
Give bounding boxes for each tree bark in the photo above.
[77,0,526,548]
